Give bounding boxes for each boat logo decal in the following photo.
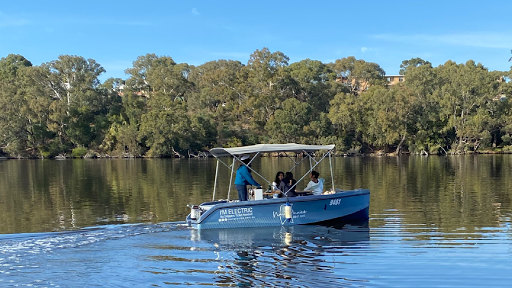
[273,204,308,225]
[218,207,254,222]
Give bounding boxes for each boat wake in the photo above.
[0,222,185,260]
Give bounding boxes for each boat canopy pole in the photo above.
[213,157,232,170]
[285,152,310,172]
[304,150,320,166]
[212,160,219,201]
[227,157,235,199]
[286,149,334,193]
[283,152,300,165]
[329,151,335,190]
[231,153,271,185]
[214,154,274,198]
[210,147,334,198]
[247,151,260,166]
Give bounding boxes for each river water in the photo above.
[0,156,511,287]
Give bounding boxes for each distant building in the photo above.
[335,75,405,94]
[385,75,405,85]
[118,84,147,97]
[335,76,369,92]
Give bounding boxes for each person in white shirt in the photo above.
[304,171,324,195]
[272,171,284,191]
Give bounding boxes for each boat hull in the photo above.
[187,189,370,229]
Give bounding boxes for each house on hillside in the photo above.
[385,75,405,85]
[335,74,405,94]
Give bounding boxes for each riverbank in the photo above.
[3,148,512,159]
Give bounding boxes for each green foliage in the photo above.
[0,50,510,157]
[265,98,312,143]
[502,134,512,145]
[72,146,88,158]
[399,58,431,75]
[332,56,386,93]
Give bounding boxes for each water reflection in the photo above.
[188,224,370,287]
[1,220,511,287]
[1,156,512,240]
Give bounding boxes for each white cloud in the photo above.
[192,8,200,16]
[372,32,512,49]
[361,47,368,53]
[0,12,29,27]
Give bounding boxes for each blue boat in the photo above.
[187,144,370,229]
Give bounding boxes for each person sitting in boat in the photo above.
[304,171,325,195]
[272,171,284,191]
[279,172,297,197]
[234,155,261,201]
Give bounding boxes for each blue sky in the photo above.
[1,0,511,80]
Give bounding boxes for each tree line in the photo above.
[0,49,511,158]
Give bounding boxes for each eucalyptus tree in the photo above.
[288,59,338,113]
[147,57,192,101]
[435,60,503,151]
[125,53,192,100]
[328,91,367,150]
[362,86,417,154]
[401,60,447,153]
[0,54,33,156]
[138,91,215,157]
[399,57,432,75]
[331,56,386,93]
[138,95,192,156]
[125,53,158,95]
[187,60,245,145]
[18,65,56,156]
[126,53,214,156]
[265,98,312,143]
[101,88,147,156]
[499,70,512,145]
[241,48,291,134]
[33,55,109,150]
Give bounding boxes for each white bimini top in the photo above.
[209,143,335,158]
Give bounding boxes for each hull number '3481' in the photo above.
[329,199,342,206]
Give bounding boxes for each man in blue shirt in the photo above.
[234,155,261,201]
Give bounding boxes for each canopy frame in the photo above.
[210,144,335,158]
[210,144,336,200]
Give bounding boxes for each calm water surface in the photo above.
[0,156,511,287]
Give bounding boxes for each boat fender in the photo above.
[284,202,292,221]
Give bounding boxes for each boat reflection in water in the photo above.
[190,222,369,287]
